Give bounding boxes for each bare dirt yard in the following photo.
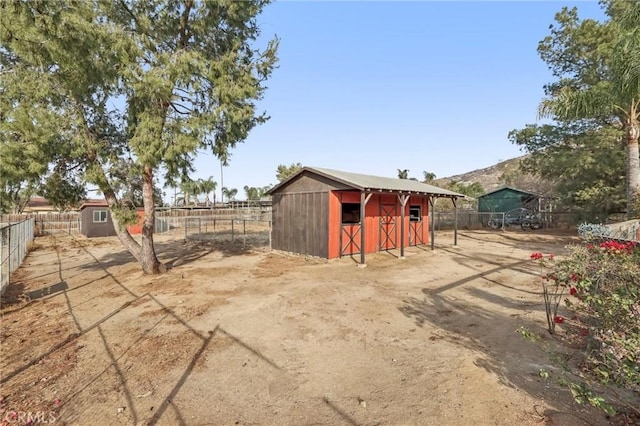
[0,229,623,425]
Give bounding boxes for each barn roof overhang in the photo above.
[267,167,466,199]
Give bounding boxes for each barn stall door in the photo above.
[379,204,397,250]
[409,219,423,246]
[340,224,361,256]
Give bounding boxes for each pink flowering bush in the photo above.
[530,252,567,334]
[530,240,640,416]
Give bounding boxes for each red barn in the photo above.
[267,167,463,264]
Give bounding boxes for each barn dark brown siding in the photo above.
[272,192,329,257]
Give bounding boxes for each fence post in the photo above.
[0,229,4,293]
[20,221,24,265]
[7,224,11,282]
[243,220,246,246]
[184,217,188,240]
[198,217,202,238]
[231,219,234,241]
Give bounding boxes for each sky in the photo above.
[187,0,607,202]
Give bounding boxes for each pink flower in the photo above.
[569,287,577,296]
[570,273,579,282]
[549,254,555,260]
[530,252,543,260]
[553,316,564,324]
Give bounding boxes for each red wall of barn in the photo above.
[127,209,145,235]
[328,191,430,259]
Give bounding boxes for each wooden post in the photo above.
[430,197,435,250]
[453,197,458,246]
[398,194,409,258]
[359,192,373,266]
[360,191,366,266]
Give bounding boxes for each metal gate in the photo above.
[379,204,397,250]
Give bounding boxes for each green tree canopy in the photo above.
[243,185,271,201]
[276,162,302,182]
[0,1,278,273]
[509,122,626,216]
[40,170,87,212]
[534,1,640,218]
[445,181,485,199]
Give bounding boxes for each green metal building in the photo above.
[477,187,540,213]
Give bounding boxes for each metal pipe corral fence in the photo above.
[0,218,35,296]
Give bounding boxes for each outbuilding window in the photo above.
[409,205,421,222]
[341,203,361,224]
[93,210,108,223]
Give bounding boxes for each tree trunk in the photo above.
[626,121,640,219]
[102,188,143,262]
[140,165,166,274]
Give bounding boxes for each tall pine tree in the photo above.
[0,1,278,273]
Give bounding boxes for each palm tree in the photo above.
[397,169,409,179]
[197,177,217,206]
[540,4,640,217]
[222,187,237,201]
[176,179,199,206]
[423,171,437,183]
[244,185,259,200]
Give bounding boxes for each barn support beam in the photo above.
[398,194,409,258]
[452,197,458,246]
[359,191,373,266]
[430,197,435,250]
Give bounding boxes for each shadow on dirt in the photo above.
[26,280,69,300]
[67,236,263,273]
[2,275,281,425]
[397,255,609,426]
[155,239,256,269]
[457,230,580,254]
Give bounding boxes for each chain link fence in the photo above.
[155,212,271,248]
[1,219,35,295]
[433,211,592,231]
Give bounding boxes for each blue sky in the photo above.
[188,1,606,201]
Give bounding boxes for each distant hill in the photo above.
[434,155,554,196]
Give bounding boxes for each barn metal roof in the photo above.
[477,186,540,198]
[269,167,464,198]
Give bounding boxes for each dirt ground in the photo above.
[0,229,624,425]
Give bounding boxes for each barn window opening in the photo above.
[93,210,108,223]
[341,203,361,224]
[409,205,421,222]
